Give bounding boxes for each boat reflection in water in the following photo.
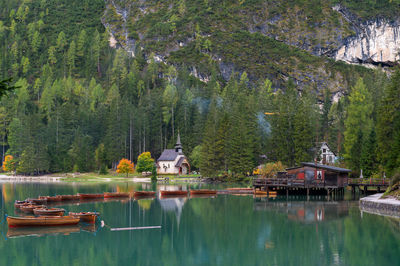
[254,196,351,223]
[6,224,99,239]
[7,225,80,238]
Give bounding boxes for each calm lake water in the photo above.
[0,182,399,266]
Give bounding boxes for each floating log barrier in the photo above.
[110,226,161,231]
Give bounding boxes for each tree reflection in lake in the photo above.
[0,183,399,266]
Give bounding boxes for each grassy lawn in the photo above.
[1,171,203,183]
[59,171,146,182]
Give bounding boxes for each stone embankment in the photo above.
[360,193,400,218]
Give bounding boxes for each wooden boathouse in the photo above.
[253,162,351,196]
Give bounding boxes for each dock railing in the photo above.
[348,178,390,186]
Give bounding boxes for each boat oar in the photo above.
[110,226,161,231]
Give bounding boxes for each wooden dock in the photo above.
[253,178,345,196]
[347,178,390,194]
[253,177,390,196]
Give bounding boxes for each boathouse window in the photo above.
[317,171,322,179]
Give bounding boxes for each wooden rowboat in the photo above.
[69,212,98,224]
[39,196,62,202]
[20,205,46,213]
[190,194,217,199]
[33,208,65,216]
[7,216,80,227]
[14,201,29,209]
[26,198,47,205]
[224,188,254,194]
[59,195,76,201]
[104,192,130,198]
[133,191,156,197]
[78,193,104,199]
[159,190,188,196]
[189,189,217,195]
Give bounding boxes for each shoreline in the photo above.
[360,193,400,219]
[0,173,214,184]
[0,174,62,182]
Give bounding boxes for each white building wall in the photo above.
[318,143,336,164]
[158,155,185,174]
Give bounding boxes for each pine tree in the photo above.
[377,71,400,175]
[31,31,41,53]
[344,78,373,173]
[67,40,76,75]
[199,97,219,177]
[320,88,332,141]
[48,46,57,65]
[360,128,378,178]
[76,29,87,58]
[269,81,298,166]
[293,90,315,164]
[162,83,179,140]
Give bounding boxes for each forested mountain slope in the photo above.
[0,0,399,178]
[103,0,400,93]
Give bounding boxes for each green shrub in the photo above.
[390,169,400,186]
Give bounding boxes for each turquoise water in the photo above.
[0,182,399,266]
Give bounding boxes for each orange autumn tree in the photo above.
[116,158,135,177]
[2,155,15,172]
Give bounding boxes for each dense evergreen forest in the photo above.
[0,0,399,179]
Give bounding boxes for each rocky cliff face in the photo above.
[334,20,400,66]
[332,5,400,67]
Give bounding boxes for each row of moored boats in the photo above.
[8,189,275,227]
